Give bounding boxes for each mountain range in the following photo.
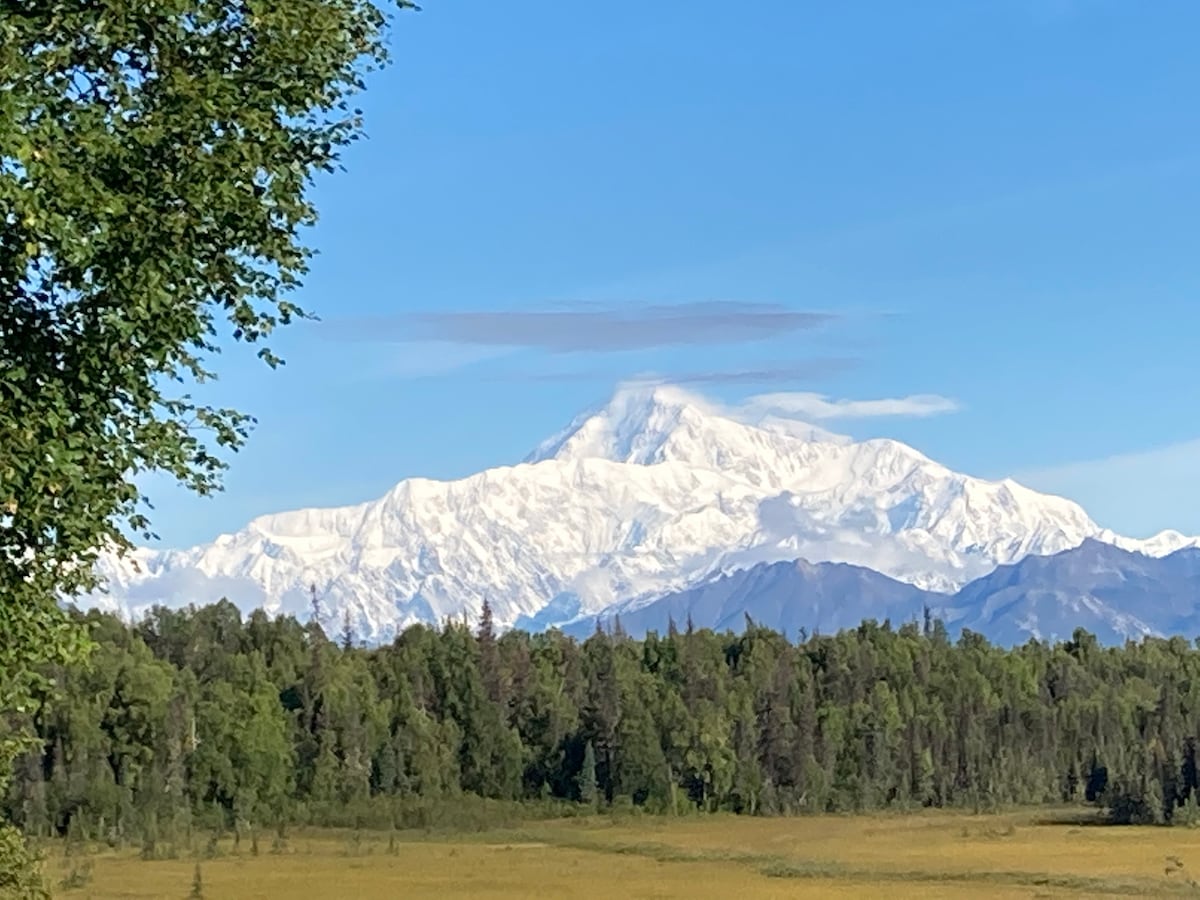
[86,384,1200,644]
[570,539,1200,645]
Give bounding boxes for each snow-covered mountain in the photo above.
[86,384,1200,640]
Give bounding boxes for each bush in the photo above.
[0,826,48,900]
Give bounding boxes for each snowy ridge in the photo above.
[88,384,1199,639]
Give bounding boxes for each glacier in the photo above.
[85,383,1200,640]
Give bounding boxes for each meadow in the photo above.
[42,807,1200,899]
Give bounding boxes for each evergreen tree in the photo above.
[477,601,502,706]
[11,602,1200,832]
[341,609,355,654]
[578,742,598,808]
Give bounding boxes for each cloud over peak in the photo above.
[740,391,961,421]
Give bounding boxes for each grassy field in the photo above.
[42,807,1200,898]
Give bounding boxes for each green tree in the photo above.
[17,601,1200,834]
[578,741,598,808]
[0,0,413,803]
[0,3,416,880]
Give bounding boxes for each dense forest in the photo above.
[5,598,1200,850]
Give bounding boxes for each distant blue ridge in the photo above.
[557,541,1200,646]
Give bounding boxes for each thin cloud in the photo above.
[513,358,860,386]
[1013,438,1200,539]
[630,359,860,386]
[351,342,514,382]
[322,301,836,353]
[740,391,961,421]
[1020,440,1200,481]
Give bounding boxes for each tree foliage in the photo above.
[0,0,412,761]
[0,0,414,886]
[7,606,1200,838]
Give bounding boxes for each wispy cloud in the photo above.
[1017,439,1200,485]
[1013,439,1200,538]
[353,342,514,381]
[322,301,836,353]
[632,359,860,386]
[514,358,859,386]
[739,391,961,421]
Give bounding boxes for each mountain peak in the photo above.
[526,381,859,467]
[598,381,712,428]
[525,382,716,465]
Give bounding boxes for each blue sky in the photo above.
[145,0,1200,547]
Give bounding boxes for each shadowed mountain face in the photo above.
[566,558,945,640]
[939,539,1200,645]
[578,540,1200,645]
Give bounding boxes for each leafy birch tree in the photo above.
[0,0,415,887]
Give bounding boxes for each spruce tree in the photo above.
[477,601,502,706]
[578,741,599,808]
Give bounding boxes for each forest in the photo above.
[5,598,1199,852]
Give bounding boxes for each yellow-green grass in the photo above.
[42,808,1200,898]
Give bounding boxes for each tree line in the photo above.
[5,599,1199,848]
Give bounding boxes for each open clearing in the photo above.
[45,808,1200,898]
